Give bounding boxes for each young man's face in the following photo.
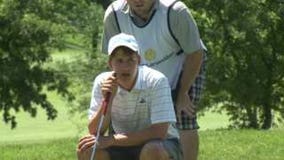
[109,47,140,84]
[126,0,155,18]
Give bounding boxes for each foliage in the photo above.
[52,2,108,119]
[55,51,108,117]
[94,0,112,9]
[185,0,284,129]
[0,0,101,128]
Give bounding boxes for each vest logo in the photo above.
[144,48,156,62]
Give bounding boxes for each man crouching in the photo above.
[77,33,182,160]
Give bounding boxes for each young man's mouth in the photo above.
[118,73,131,77]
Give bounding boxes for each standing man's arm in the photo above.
[174,4,204,118]
[170,2,205,160]
[170,2,203,120]
[175,50,202,120]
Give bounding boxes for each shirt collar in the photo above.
[116,66,143,94]
[133,66,143,90]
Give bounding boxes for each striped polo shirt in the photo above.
[89,66,179,139]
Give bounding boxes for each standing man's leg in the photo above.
[179,121,199,160]
[180,130,199,160]
[179,88,201,160]
[177,54,206,160]
[177,107,199,160]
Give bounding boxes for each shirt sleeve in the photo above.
[169,1,202,55]
[150,76,177,124]
[101,4,121,54]
[88,73,105,120]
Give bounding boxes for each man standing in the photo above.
[77,33,182,160]
[101,0,206,160]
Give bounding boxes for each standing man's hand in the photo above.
[175,93,196,123]
[175,51,202,123]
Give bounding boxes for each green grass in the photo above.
[1,83,283,160]
[0,91,87,144]
[0,138,78,160]
[198,110,230,130]
[1,105,283,160]
[199,129,284,160]
[1,129,283,160]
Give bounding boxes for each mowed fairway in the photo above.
[199,128,284,160]
[0,91,86,144]
[0,91,87,160]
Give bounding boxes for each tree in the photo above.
[184,0,284,129]
[0,0,101,128]
[94,0,112,9]
[51,1,107,121]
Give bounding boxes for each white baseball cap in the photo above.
[108,33,139,55]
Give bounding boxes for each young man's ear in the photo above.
[137,54,141,64]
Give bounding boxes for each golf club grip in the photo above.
[102,92,111,115]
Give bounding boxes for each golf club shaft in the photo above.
[89,92,111,160]
[89,114,104,160]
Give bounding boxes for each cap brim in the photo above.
[109,44,138,55]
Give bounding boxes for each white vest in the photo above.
[112,0,184,89]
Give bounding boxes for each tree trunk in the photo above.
[262,105,272,129]
[261,71,273,129]
[247,107,259,128]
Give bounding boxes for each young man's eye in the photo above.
[128,58,135,62]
